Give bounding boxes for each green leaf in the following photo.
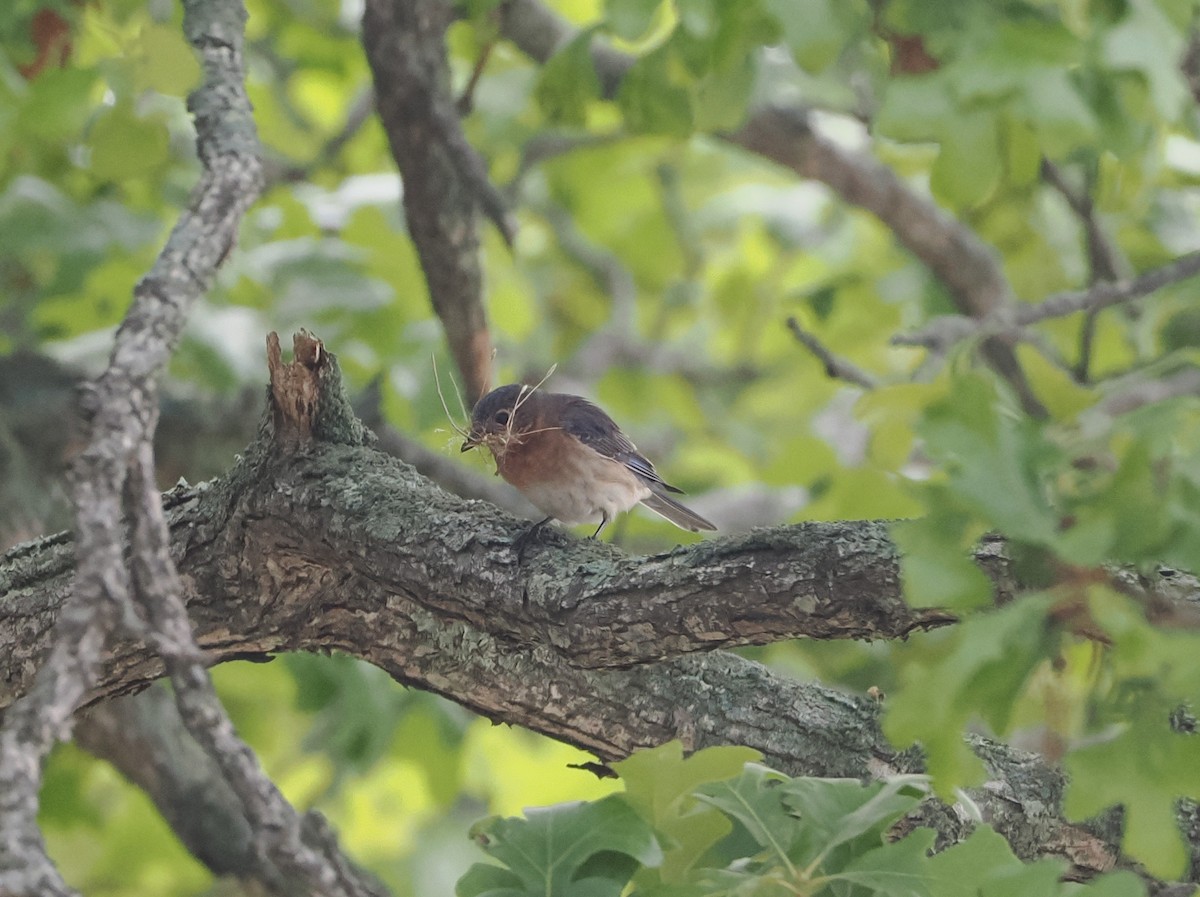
[693,54,755,131]
[16,67,98,142]
[980,858,1071,897]
[456,862,524,897]
[670,2,778,76]
[693,764,800,866]
[132,22,201,96]
[1093,585,1200,692]
[766,0,869,73]
[466,796,662,897]
[1001,116,1041,186]
[87,104,170,181]
[615,742,759,884]
[615,741,760,820]
[949,20,1082,103]
[832,827,936,897]
[781,775,929,871]
[925,826,1034,897]
[391,696,465,807]
[1102,0,1187,119]
[605,0,662,41]
[876,74,956,142]
[885,596,1056,795]
[1017,67,1097,157]
[1065,709,1200,879]
[918,374,1062,546]
[930,109,1001,208]
[1076,871,1148,897]
[1065,437,1179,568]
[892,509,992,609]
[460,0,506,20]
[534,28,601,126]
[676,0,716,38]
[617,46,694,137]
[284,655,403,772]
[1015,345,1097,421]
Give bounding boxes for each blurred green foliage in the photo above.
[3,0,1200,890]
[460,742,1147,897]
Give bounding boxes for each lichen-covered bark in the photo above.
[0,368,1192,886]
[0,0,265,889]
[1,444,954,716]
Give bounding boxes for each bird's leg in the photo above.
[512,516,554,559]
[590,513,608,540]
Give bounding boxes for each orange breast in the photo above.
[490,427,650,526]
[494,429,573,491]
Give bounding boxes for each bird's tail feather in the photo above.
[640,492,717,532]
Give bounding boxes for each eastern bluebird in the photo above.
[460,383,716,538]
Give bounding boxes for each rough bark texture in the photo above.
[75,687,266,881]
[2,0,1197,891]
[0,460,954,713]
[2,337,1196,889]
[0,0,264,891]
[361,0,502,405]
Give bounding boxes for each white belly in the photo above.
[520,458,651,525]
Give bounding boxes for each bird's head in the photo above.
[461,384,542,456]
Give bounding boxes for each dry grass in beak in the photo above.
[433,356,473,449]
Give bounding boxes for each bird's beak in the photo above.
[461,432,480,452]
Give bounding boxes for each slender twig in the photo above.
[267,86,377,185]
[896,250,1200,350]
[786,317,878,389]
[1040,160,1125,284]
[1097,367,1200,416]
[1040,160,1129,382]
[1022,250,1200,325]
[892,314,1014,350]
[457,39,494,114]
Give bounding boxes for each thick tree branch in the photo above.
[0,463,956,708]
[361,0,507,404]
[0,426,1179,884]
[5,336,1200,889]
[75,687,275,884]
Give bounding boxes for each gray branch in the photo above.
[0,0,263,891]
[898,250,1200,351]
[1,341,1195,888]
[786,316,879,389]
[361,0,503,404]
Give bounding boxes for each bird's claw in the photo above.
[512,517,555,560]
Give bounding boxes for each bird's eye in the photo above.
[494,410,510,426]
